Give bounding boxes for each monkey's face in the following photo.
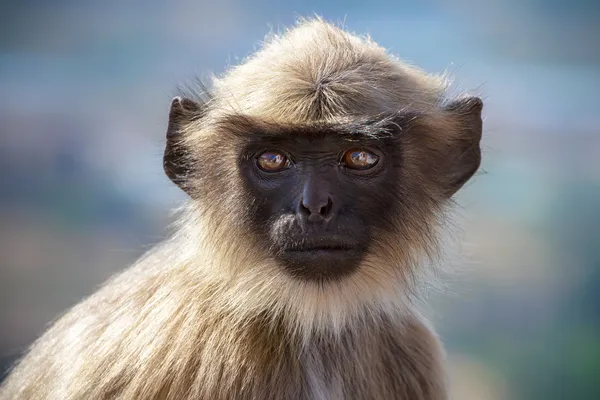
[164,96,483,285]
[237,128,403,282]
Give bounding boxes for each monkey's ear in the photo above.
[164,96,202,194]
[439,96,483,198]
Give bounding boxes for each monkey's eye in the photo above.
[341,148,380,170]
[256,150,291,172]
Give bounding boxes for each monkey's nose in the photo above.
[299,196,334,222]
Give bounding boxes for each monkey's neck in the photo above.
[167,223,416,340]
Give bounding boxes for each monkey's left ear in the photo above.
[438,96,483,198]
[164,96,202,195]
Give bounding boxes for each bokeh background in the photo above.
[1,1,599,398]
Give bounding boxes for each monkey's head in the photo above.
[163,19,482,328]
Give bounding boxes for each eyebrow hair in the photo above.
[212,111,423,142]
[334,115,417,140]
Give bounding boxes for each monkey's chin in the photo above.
[277,249,363,282]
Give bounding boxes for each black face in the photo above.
[165,97,483,283]
[238,127,403,282]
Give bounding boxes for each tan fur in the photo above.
[0,17,482,400]
[203,17,448,127]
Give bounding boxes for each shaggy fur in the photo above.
[0,17,483,400]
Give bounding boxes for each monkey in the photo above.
[0,17,483,400]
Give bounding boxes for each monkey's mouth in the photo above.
[285,244,354,253]
[283,238,358,253]
[278,238,365,281]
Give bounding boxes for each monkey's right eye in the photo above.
[256,151,291,172]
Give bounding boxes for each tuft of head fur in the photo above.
[201,18,448,125]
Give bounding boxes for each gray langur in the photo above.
[0,17,483,400]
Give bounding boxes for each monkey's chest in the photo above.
[292,345,432,400]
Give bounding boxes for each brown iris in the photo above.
[257,150,290,172]
[341,148,379,170]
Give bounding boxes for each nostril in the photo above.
[299,198,311,215]
[319,197,333,217]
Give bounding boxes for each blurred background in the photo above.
[1,0,599,398]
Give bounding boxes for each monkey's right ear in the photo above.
[164,96,202,194]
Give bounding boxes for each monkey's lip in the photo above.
[278,237,365,281]
[285,245,353,252]
[283,238,359,253]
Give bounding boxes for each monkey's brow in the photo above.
[335,119,406,139]
[215,112,418,140]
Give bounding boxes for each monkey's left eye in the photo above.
[341,148,380,170]
[256,151,291,172]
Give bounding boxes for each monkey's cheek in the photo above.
[276,250,364,282]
